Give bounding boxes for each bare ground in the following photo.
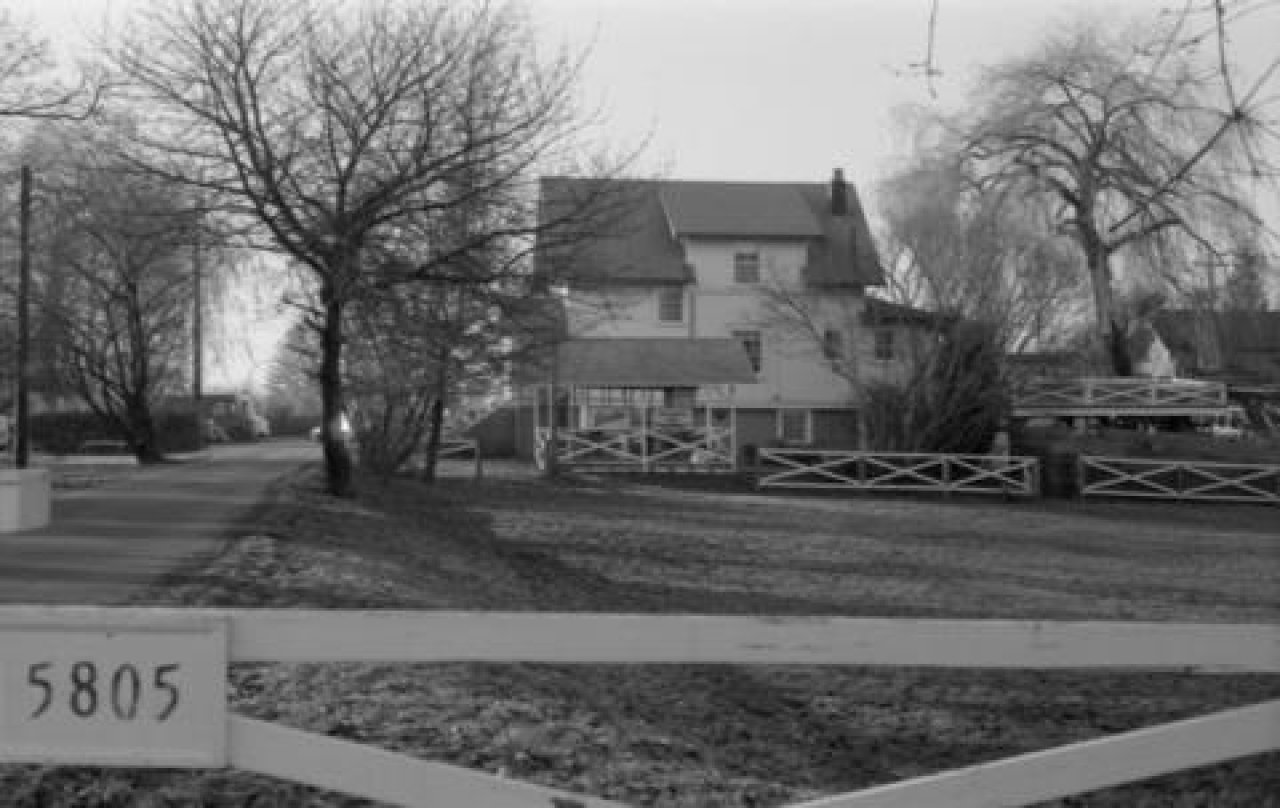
[2,461,1278,807]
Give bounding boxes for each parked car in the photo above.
[1202,407,1248,440]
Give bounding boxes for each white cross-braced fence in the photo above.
[1079,456,1280,505]
[756,449,1040,497]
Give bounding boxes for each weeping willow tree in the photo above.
[955,18,1274,374]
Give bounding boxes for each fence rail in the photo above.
[2,608,1277,808]
[1079,456,1280,505]
[756,449,1039,497]
[1013,377,1229,414]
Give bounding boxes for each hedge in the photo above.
[30,410,202,455]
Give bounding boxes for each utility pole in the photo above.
[192,224,203,412]
[16,165,31,469]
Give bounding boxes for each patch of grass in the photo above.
[3,462,1278,807]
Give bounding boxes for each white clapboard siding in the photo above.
[791,699,1280,808]
[229,716,625,808]
[2,608,1277,672]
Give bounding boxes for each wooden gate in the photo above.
[3,608,1275,808]
[757,449,1040,497]
[1079,456,1280,505]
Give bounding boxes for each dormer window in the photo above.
[733,250,761,284]
[657,286,684,323]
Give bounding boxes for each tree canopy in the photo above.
[111,0,630,494]
[952,18,1274,373]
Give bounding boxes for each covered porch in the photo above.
[530,338,756,473]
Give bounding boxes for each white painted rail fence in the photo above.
[756,449,1040,497]
[1,608,1277,808]
[1012,377,1230,416]
[1079,455,1280,505]
[535,425,734,472]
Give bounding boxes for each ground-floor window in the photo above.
[777,409,812,445]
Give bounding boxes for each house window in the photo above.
[822,328,843,360]
[874,328,895,361]
[778,410,812,444]
[733,250,761,284]
[657,286,684,323]
[732,329,762,374]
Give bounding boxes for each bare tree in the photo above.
[956,18,1275,374]
[111,0,630,496]
[24,125,197,461]
[758,275,1005,453]
[877,145,1087,353]
[0,11,103,127]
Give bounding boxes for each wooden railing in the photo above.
[1079,456,1280,505]
[756,449,1040,497]
[2,608,1276,808]
[535,426,734,472]
[1014,377,1229,412]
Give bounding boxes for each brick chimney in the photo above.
[830,168,848,216]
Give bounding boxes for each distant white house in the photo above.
[513,169,934,467]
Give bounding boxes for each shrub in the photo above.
[863,321,1006,454]
[29,411,201,455]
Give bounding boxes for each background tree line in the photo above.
[772,3,1276,452]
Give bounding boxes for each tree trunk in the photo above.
[421,344,452,484]
[320,288,354,497]
[1082,230,1129,376]
[421,397,445,484]
[125,394,165,464]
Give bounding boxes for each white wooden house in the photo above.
[519,169,925,470]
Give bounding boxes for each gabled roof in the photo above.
[531,338,758,387]
[537,175,884,288]
[537,178,689,286]
[658,182,823,238]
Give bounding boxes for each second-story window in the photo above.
[733,250,760,284]
[732,329,762,374]
[874,328,895,361]
[657,286,684,323]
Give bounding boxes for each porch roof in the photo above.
[546,338,757,387]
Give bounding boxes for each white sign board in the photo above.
[0,614,227,767]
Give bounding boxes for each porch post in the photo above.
[641,402,650,472]
[730,386,739,471]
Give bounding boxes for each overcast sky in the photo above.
[11,0,1279,201]
[6,0,1276,387]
